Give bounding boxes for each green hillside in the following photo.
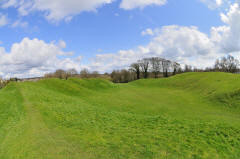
[1,72,240,159]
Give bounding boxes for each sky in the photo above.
[0,0,239,78]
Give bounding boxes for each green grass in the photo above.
[1,72,240,158]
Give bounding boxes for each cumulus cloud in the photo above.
[1,0,114,22]
[58,40,67,49]
[211,3,240,52]
[11,19,28,28]
[0,0,231,24]
[1,1,240,77]
[0,38,82,78]
[89,25,219,72]
[1,0,169,22]
[141,28,154,36]
[120,0,167,10]
[0,14,8,26]
[200,0,223,9]
[88,2,240,72]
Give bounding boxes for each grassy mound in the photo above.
[0,72,240,158]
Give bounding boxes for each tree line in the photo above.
[0,55,239,88]
[111,55,240,83]
[182,55,240,73]
[44,68,106,79]
[111,57,181,83]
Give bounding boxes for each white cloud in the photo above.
[211,3,240,52]
[1,0,17,8]
[0,38,82,78]
[141,28,154,36]
[0,14,8,26]
[120,0,167,10]
[88,2,240,72]
[1,0,115,22]
[200,0,223,9]
[216,0,223,6]
[1,0,168,22]
[89,25,219,72]
[1,1,240,77]
[11,19,28,28]
[58,40,67,49]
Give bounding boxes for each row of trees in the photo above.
[44,68,103,79]
[43,57,182,83]
[111,57,181,83]
[111,70,136,83]
[1,55,239,87]
[182,55,240,73]
[45,69,78,79]
[130,57,181,79]
[110,55,240,83]
[214,55,239,73]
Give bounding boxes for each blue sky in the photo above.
[0,0,239,78]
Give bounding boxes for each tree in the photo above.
[214,55,239,73]
[139,58,150,78]
[80,68,90,78]
[111,70,119,83]
[184,65,193,72]
[55,69,67,79]
[214,59,221,71]
[121,69,131,83]
[66,68,78,79]
[111,69,134,83]
[130,63,141,79]
[172,62,181,75]
[91,71,99,78]
[0,78,8,89]
[0,77,4,89]
[67,68,78,76]
[162,59,171,77]
[150,57,162,78]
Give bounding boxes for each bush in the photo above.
[45,69,78,80]
[0,78,8,89]
[111,69,136,83]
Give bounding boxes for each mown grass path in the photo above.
[0,72,240,158]
[18,83,89,159]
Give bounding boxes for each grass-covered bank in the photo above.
[0,72,240,158]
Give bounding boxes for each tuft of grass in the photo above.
[0,72,240,158]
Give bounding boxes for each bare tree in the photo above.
[0,77,5,89]
[80,68,90,78]
[130,63,141,79]
[67,68,78,76]
[162,59,171,77]
[111,69,134,83]
[227,55,239,73]
[121,69,131,83]
[111,70,119,83]
[91,71,99,78]
[214,59,221,72]
[150,57,162,78]
[66,68,78,79]
[172,62,181,75]
[214,55,239,73]
[139,58,150,78]
[184,65,193,72]
[55,69,67,79]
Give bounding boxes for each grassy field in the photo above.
[0,72,240,159]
